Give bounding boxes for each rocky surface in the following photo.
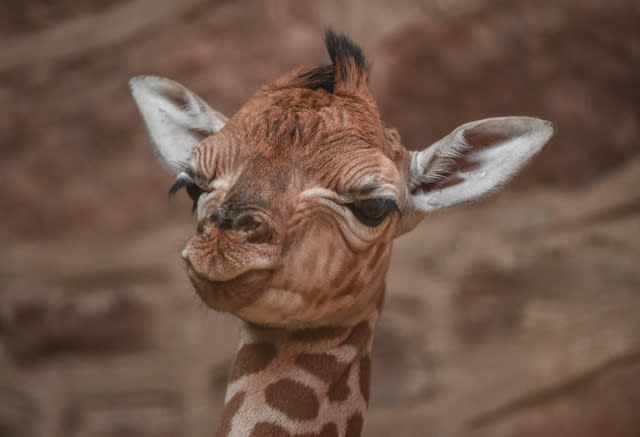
[1,1,639,436]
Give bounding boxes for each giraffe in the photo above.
[129,30,554,437]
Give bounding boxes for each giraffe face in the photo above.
[130,31,554,328]
[179,82,407,326]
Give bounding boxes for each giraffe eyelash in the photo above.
[168,177,190,197]
[168,177,207,213]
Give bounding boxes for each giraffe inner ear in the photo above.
[398,117,554,232]
[129,75,228,176]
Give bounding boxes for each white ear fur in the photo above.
[400,116,554,229]
[129,75,228,175]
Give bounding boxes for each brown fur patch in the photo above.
[359,355,371,404]
[341,321,372,351]
[265,379,320,420]
[327,367,350,402]
[250,422,291,437]
[295,352,345,382]
[230,341,278,381]
[215,391,245,437]
[345,412,364,437]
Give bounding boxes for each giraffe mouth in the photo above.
[185,263,275,312]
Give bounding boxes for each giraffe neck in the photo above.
[215,307,380,437]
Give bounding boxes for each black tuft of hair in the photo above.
[323,28,368,80]
[296,29,368,94]
[298,65,335,93]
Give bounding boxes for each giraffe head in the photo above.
[130,30,553,328]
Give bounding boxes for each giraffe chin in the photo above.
[186,266,274,313]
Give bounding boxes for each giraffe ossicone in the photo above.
[130,29,553,437]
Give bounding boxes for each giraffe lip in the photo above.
[187,264,273,285]
[186,265,275,312]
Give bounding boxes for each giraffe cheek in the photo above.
[279,240,337,293]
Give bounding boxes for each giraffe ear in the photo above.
[129,75,228,176]
[398,117,554,234]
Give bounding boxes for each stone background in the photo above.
[1,1,639,436]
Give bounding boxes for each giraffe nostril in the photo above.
[245,220,272,244]
[210,208,234,230]
[234,213,273,244]
[219,219,234,230]
[210,207,273,243]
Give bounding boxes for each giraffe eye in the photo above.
[347,198,399,227]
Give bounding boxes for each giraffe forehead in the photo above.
[196,131,400,197]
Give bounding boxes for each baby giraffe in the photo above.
[130,30,553,437]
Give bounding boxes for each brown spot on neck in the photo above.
[359,355,371,404]
[345,412,364,437]
[230,341,278,381]
[295,352,345,382]
[327,367,351,402]
[341,321,372,351]
[215,391,245,437]
[265,378,320,420]
[250,422,290,437]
